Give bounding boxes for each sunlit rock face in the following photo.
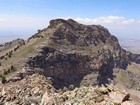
[25,19,131,88]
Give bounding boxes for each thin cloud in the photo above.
[0,14,49,43]
[60,16,138,25]
[60,16,140,39]
[0,15,49,30]
[73,16,136,25]
[1,15,140,43]
[0,18,6,22]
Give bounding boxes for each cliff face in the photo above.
[23,19,131,88]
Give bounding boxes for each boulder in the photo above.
[109,90,130,104]
[95,95,104,103]
[95,86,109,94]
[40,91,53,105]
[121,101,136,105]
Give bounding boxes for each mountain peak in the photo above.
[50,18,78,24]
[22,19,132,87]
[49,18,80,28]
[0,18,140,104]
[50,18,66,24]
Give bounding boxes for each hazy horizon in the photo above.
[1,0,140,43]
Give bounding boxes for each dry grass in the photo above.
[0,33,51,76]
[116,63,140,89]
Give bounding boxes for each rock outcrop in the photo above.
[24,19,131,88]
[0,74,136,105]
[41,84,136,105]
[0,74,54,105]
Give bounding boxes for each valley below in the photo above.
[119,38,140,54]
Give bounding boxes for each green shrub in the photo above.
[9,51,13,55]
[14,46,19,52]
[8,51,13,58]
[0,76,6,83]
[8,54,11,58]
[7,69,11,73]
[0,74,2,77]
[6,53,8,56]
[11,65,16,72]
[0,56,4,59]
[3,70,8,75]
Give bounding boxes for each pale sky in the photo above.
[0,0,140,43]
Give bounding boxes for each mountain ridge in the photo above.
[20,19,138,88]
[0,18,140,104]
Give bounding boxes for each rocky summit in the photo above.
[0,19,140,104]
[0,74,137,104]
[24,19,136,88]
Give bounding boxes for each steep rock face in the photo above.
[24,19,130,88]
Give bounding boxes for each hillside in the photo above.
[0,39,25,73]
[0,19,140,104]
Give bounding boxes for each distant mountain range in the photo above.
[119,38,140,54]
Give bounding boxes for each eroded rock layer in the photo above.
[24,19,131,88]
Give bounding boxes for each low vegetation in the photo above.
[0,65,17,83]
[0,56,4,60]
[0,75,6,83]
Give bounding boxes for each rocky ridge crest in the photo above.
[0,74,137,105]
[23,19,132,88]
